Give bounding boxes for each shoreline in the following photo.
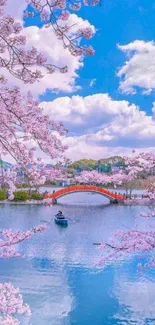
[0,200,45,205]
[0,198,155,206]
[123,198,155,206]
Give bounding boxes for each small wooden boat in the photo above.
[54,215,68,226]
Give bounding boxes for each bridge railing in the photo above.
[44,185,126,201]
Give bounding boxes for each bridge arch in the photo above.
[44,185,126,203]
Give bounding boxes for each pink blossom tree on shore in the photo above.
[75,170,111,185]
[76,152,155,195]
[0,151,63,198]
[0,168,17,200]
[20,158,63,193]
[75,170,129,188]
[123,152,155,198]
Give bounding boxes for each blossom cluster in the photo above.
[98,230,155,270]
[0,0,73,84]
[0,87,68,166]
[75,170,129,187]
[0,224,47,258]
[0,283,31,325]
[21,158,63,188]
[25,0,95,57]
[76,152,155,193]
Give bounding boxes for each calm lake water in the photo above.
[0,192,155,325]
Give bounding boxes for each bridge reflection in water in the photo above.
[44,185,126,204]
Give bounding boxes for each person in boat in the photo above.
[56,211,65,219]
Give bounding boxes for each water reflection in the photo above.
[114,271,155,325]
[0,258,73,325]
[0,193,154,324]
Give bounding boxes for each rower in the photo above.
[56,211,65,219]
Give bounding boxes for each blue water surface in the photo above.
[0,192,155,325]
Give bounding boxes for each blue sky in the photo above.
[31,0,155,114]
[7,0,155,161]
[79,0,155,114]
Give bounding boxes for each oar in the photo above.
[66,217,76,223]
[40,216,55,224]
[40,220,50,224]
[40,217,75,224]
[41,215,76,224]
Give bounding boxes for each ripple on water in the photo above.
[0,192,154,324]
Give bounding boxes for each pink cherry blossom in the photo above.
[76,170,128,187]
[69,3,81,10]
[0,0,96,84]
[0,283,31,324]
[59,11,70,20]
[8,195,14,201]
[25,0,96,60]
[0,224,47,258]
[0,87,68,169]
[85,46,95,56]
[97,228,155,271]
[79,27,94,39]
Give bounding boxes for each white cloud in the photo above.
[63,136,155,161]
[4,2,155,161]
[40,94,155,160]
[39,93,155,160]
[41,93,142,126]
[41,93,155,140]
[117,40,155,94]
[5,93,155,162]
[90,78,96,87]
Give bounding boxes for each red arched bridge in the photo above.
[44,185,126,203]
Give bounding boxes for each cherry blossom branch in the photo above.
[0,0,96,84]
[96,229,155,270]
[26,0,95,57]
[0,1,66,84]
[0,224,47,258]
[0,87,68,166]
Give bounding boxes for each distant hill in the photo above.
[69,156,125,171]
[0,157,125,172]
[69,159,97,171]
[98,156,125,166]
